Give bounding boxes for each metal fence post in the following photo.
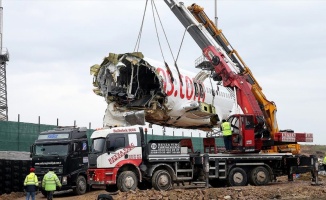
[17,114,20,151]
[38,116,40,134]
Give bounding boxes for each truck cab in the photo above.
[88,126,145,191]
[227,114,274,152]
[30,126,89,195]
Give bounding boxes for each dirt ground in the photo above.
[2,173,326,200]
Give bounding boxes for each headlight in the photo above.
[62,176,67,185]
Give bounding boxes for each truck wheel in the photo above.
[227,167,247,186]
[117,171,138,192]
[152,170,172,191]
[249,166,270,186]
[73,176,87,195]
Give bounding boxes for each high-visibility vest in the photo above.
[221,122,232,136]
[42,171,62,191]
[323,156,326,165]
[24,172,39,186]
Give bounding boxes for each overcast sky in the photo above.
[2,0,326,144]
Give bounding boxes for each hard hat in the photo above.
[30,167,35,172]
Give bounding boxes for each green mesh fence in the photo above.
[0,121,95,152]
[0,121,224,153]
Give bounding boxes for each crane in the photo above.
[164,0,312,153]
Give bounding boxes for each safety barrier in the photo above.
[0,159,32,195]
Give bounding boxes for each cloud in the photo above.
[3,0,326,144]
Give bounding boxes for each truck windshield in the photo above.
[35,144,69,156]
[91,138,105,153]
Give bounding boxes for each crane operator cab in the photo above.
[227,114,272,153]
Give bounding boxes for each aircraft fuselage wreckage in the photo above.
[91,52,234,130]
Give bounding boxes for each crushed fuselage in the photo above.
[91,52,230,130]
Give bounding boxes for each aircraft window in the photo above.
[194,82,198,97]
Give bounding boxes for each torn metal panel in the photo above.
[94,52,167,127]
[103,103,144,127]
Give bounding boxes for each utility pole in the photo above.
[0,0,9,121]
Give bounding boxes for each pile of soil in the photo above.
[2,173,325,200]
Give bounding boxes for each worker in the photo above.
[42,168,62,200]
[221,119,232,151]
[24,167,39,200]
[323,154,326,171]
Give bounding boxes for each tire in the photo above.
[227,167,247,186]
[73,176,87,195]
[97,194,113,200]
[249,166,270,186]
[117,171,138,192]
[151,170,172,191]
